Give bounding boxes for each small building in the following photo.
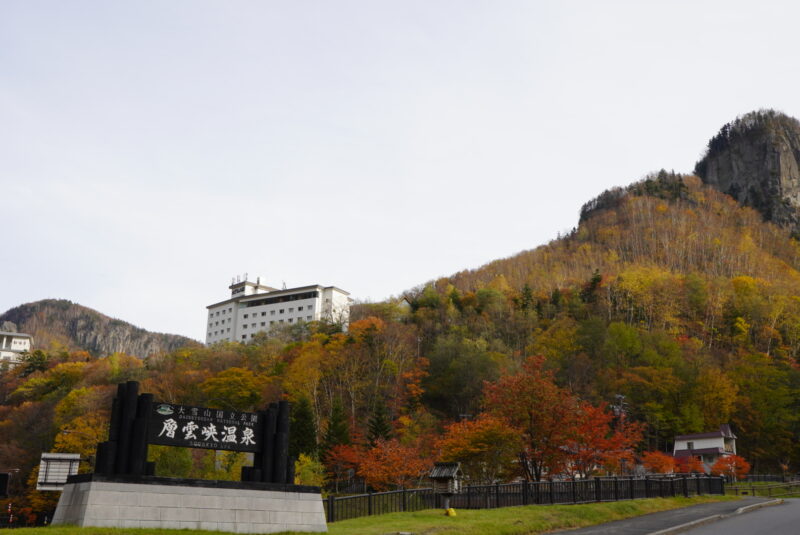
[205,275,351,344]
[673,424,736,471]
[0,331,33,366]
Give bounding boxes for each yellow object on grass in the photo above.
[445,508,457,516]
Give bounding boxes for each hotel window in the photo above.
[270,321,275,325]
[289,308,294,312]
[243,324,247,329]
[261,312,266,316]
[307,316,312,321]
[308,305,313,310]
[251,323,256,328]
[298,306,303,311]
[261,322,265,327]
[288,319,293,323]
[242,335,246,340]
[244,314,249,319]
[279,309,284,314]
[270,310,275,315]
[227,328,231,332]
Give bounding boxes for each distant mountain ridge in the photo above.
[0,299,198,358]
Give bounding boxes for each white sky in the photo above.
[3,1,800,341]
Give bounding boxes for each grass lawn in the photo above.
[326,495,736,535]
[7,495,735,535]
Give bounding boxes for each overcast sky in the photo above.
[3,1,800,341]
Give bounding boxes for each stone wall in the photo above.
[52,476,327,533]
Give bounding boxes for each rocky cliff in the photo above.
[0,299,198,357]
[694,109,800,233]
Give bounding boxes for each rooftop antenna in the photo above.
[282,281,287,290]
[244,272,248,282]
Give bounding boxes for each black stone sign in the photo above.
[148,403,262,452]
[94,381,294,484]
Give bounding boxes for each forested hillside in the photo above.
[4,112,800,517]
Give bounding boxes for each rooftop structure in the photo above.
[205,275,351,345]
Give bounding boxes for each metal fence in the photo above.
[325,475,725,523]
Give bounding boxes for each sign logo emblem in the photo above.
[156,404,174,416]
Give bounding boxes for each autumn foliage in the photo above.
[7,173,800,516]
[675,456,705,474]
[641,451,676,474]
[436,414,522,484]
[357,439,431,491]
[483,356,641,480]
[710,455,751,480]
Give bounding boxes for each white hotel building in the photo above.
[206,277,351,344]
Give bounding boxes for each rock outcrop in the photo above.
[695,109,800,234]
[0,299,198,357]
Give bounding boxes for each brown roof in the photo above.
[675,424,736,441]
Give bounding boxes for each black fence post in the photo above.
[594,477,602,502]
[495,483,500,508]
[613,477,619,501]
[696,476,701,495]
[683,477,689,497]
[645,477,651,498]
[522,481,529,505]
[549,480,556,504]
[571,479,577,503]
[629,476,635,499]
[327,495,335,523]
[466,485,472,509]
[402,488,407,512]
[368,491,373,516]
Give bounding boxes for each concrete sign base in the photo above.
[52,474,327,533]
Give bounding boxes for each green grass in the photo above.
[10,496,735,535]
[326,495,736,535]
[726,481,800,498]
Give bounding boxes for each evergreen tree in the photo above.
[289,396,317,459]
[367,398,393,447]
[322,399,350,457]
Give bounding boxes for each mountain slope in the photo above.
[438,172,800,298]
[0,299,198,357]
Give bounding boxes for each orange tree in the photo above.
[710,455,750,480]
[483,355,579,480]
[435,413,522,484]
[641,451,676,474]
[357,439,431,491]
[565,403,643,477]
[675,455,705,474]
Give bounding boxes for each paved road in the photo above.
[562,497,772,534]
[682,498,799,534]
